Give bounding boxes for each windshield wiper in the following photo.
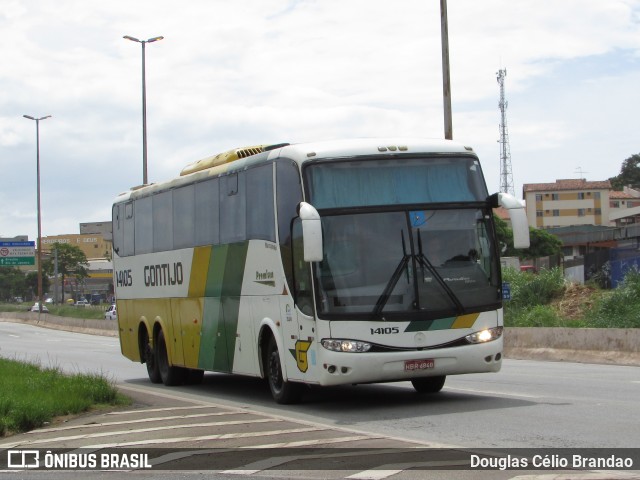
[415,229,464,313]
[373,230,411,317]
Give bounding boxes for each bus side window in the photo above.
[291,219,314,316]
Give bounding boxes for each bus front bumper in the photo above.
[313,337,503,387]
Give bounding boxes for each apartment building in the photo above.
[523,179,611,229]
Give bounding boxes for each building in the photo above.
[41,233,112,261]
[523,179,611,229]
[609,187,640,227]
[80,221,113,241]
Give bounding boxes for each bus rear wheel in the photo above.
[266,335,303,404]
[156,329,185,386]
[143,331,161,384]
[411,376,446,394]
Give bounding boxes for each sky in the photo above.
[1,0,640,242]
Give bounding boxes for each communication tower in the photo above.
[497,69,514,196]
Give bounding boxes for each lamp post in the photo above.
[123,35,164,185]
[23,114,51,315]
[440,0,453,140]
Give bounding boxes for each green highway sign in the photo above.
[0,241,36,267]
[0,257,35,266]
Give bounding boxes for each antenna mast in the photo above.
[497,69,514,196]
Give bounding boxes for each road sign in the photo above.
[502,282,511,300]
[0,241,36,266]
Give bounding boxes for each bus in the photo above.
[112,138,529,404]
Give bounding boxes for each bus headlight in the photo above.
[465,326,503,344]
[322,339,372,353]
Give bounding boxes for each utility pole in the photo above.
[440,0,453,140]
[497,69,514,196]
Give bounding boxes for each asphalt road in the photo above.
[1,321,639,479]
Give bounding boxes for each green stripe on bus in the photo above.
[198,242,249,372]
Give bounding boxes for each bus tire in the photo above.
[156,329,184,386]
[143,331,161,384]
[411,376,446,394]
[185,369,204,385]
[266,335,303,404]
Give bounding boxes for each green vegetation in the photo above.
[0,357,129,437]
[0,302,106,320]
[503,267,640,328]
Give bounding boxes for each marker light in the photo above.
[465,326,503,344]
[322,339,372,353]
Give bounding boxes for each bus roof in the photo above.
[273,138,474,163]
[114,138,476,204]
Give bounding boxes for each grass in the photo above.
[503,267,640,328]
[0,302,106,320]
[0,357,129,437]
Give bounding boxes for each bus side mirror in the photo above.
[298,202,324,262]
[497,192,530,249]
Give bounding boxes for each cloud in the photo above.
[1,0,639,241]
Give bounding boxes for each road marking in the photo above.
[23,410,248,433]
[6,418,282,447]
[347,460,469,479]
[106,405,216,415]
[446,386,541,399]
[80,426,326,449]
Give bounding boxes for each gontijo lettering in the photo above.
[144,263,183,287]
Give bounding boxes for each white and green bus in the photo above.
[112,138,529,403]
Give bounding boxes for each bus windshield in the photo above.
[306,155,488,209]
[313,209,500,319]
[304,156,498,320]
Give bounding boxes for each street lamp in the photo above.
[440,0,453,140]
[123,35,164,185]
[23,114,52,315]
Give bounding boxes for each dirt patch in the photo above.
[551,283,600,320]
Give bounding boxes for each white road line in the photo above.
[80,426,326,449]
[23,410,248,434]
[248,435,377,449]
[347,460,469,480]
[4,418,281,447]
[446,387,541,399]
[222,447,414,476]
[106,405,217,415]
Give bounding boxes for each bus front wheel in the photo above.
[411,376,446,394]
[266,336,303,404]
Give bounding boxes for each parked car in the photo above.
[75,299,90,307]
[104,304,117,320]
[30,303,49,313]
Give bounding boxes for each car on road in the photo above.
[104,304,117,320]
[29,303,49,313]
[74,299,90,307]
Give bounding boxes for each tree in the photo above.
[0,267,28,302]
[523,228,563,260]
[493,214,562,260]
[609,153,640,190]
[25,271,50,300]
[42,243,88,302]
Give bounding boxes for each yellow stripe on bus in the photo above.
[188,246,212,298]
[451,313,479,329]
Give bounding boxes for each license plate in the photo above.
[404,359,435,371]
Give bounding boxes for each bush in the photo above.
[584,269,640,328]
[503,267,566,309]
